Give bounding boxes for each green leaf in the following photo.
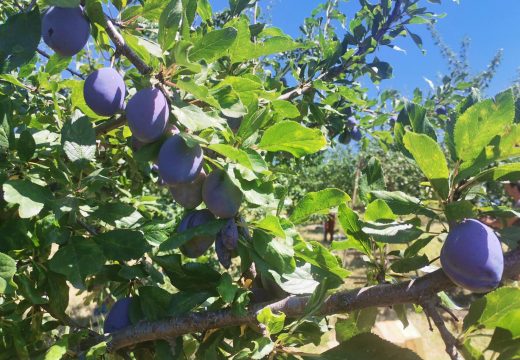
[159,219,226,252]
[91,202,142,228]
[445,201,475,223]
[138,286,171,321]
[294,241,350,279]
[3,180,52,218]
[454,90,515,161]
[362,222,423,244]
[61,116,96,163]
[197,0,212,22]
[0,9,41,72]
[364,199,396,222]
[0,113,10,152]
[208,144,268,174]
[85,0,107,26]
[48,237,106,287]
[269,264,319,295]
[43,0,80,7]
[255,215,286,238]
[471,163,520,184]
[290,188,350,224]
[317,333,423,360]
[190,28,238,63]
[253,230,295,274]
[370,190,436,217]
[17,130,36,162]
[217,273,239,304]
[257,307,286,335]
[403,132,450,199]
[172,104,225,131]
[159,0,183,51]
[271,100,300,119]
[0,252,16,294]
[94,230,151,261]
[44,338,68,360]
[44,53,72,76]
[390,255,429,273]
[259,121,326,158]
[463,287,520,338]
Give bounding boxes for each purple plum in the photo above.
[215,235,232,269]
[103,297,132,333]
[126,88,169,143]
[338,130,352,144]
[170,170,206,209]
[435,106,447,115]
[346,116,358,127]
[219,218,239,250]
[178,209,217,258]
[202,169,243,218]
[440,219,504,293]
[158,135,204,185]
[351,127,362,141]
[42,7,90,57]
[389,115,397,126]
[84,67,126,117]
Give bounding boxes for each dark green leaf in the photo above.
[95,229,151,261]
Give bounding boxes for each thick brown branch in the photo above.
[104,18,152,75]
[106,248,520,352]
[37,48,86,79]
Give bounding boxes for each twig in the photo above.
[422,297,462,360]
[103,248,520,352]
[104,18,152,75]
[94,115,127,136]
[36,48,86,79]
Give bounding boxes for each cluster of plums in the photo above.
[440,219,504,293]
[339,116,362,144]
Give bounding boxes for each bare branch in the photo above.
[104,248,520,352]
[422,297,462,360]
[37,48,86,79]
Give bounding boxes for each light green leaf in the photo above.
[364,199,396,222]
[464,287,520,338]
[271,100,300,119]
[290,188,350,224]
[3,180,52,218]
[255,215,285,238]
[197,0,212,22]
[43,0,80,7]
[172,105,225,131]
[48,237,106,287]
[294,241,350,279]
[362,222,423,244]
[403,132,450,199]
[454,90,515,161]
[0,252,16,294]
[176,78,220,108]
[159,0,183,51]
[208,144,268,174]
[44,338,68,360]
[190,28,238,63]
[259,121,326,158]
[257,306,286,335]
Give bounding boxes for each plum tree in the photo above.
[41,7,90,57]
[157,134,204,185]
[440,219,504,293]
[126,88,169,143]
[178,209,217,258]
[84,67,126,116]
[103,298,132,333]
[169,170,206,209]
[202,169,243,218]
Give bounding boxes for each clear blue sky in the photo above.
[210,0,520,98]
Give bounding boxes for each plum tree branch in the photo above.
[36,48,86,79]
[105,248,520,352]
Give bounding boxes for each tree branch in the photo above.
[421,297,462,360]
[103,18,152,75]
[105,248,520,352]
[94,115,126,136]
[36,48,86,79]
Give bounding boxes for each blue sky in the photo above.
[210,0,520,98]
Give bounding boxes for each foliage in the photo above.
[0,0,519,359]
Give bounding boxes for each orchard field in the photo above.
[0,0,520,359]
